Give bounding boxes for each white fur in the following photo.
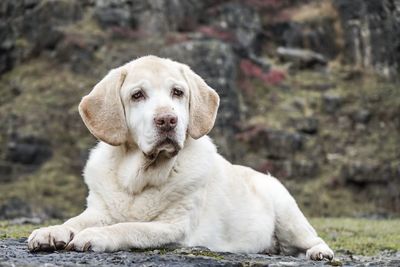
[28,56,333,260]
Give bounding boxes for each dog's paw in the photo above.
[28,225,75,252]
[306,243,334,261]
[66,227,116,252]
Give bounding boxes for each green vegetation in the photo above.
[184,250,225,260]
[311,218,400,255]
[242,69,400,217]
[0,157,88,218]
[0,220,60,239]
[0,59,93,219]
[1,218,398,256]
[130,246,225,259]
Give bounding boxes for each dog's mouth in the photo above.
[145,137,181,161]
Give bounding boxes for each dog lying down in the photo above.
[28,56,334,260]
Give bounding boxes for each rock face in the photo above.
[204,2,262,53]
[0,0,83,74]
[277,47,327,69]
[334,0,400,78]
[0,0,400,219]
[0,198,33,220]
[281,20,339,59]
[6,135,51,166]
[239,126,303,160]
[94,0,209,33]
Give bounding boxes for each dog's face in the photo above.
[78,56,219,159]
[120,58,190,158]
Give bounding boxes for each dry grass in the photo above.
[291,0,337,22]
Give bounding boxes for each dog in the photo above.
[27,56,334,260]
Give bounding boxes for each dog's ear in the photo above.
[79,68,128,146]
[181,65,220,139]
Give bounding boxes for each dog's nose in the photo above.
[154,113,178,132]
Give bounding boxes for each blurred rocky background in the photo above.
[0,0,399,221]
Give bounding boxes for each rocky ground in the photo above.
[1,238,400,267]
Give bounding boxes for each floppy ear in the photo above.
[182,65,220,139]
[79,68,128,146]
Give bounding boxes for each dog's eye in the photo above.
[132,90,144,101]
[172,88,183,97]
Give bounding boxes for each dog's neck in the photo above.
[116,140,188,195]
[115,136,216,195]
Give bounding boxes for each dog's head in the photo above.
[79,56,219,159]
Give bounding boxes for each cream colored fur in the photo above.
[28,56,333,261]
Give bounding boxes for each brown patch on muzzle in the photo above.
[145,138,181,162]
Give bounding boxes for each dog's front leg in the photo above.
[67,221,186,252]
[28,208,110,252]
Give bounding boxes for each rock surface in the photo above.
[334,0,400,78]
[277,47,327,69]
[1,238,400,267]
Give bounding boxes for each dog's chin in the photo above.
[144,138,181,161]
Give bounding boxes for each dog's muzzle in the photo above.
[145,137,181,160]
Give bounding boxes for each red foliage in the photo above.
[262,69,286,85]
[240,59,263,77]
[240,59,286,86]
[197,26,235,42]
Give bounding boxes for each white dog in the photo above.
[28,56,334,260]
